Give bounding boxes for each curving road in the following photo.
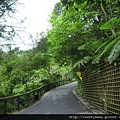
[19,82,91,114]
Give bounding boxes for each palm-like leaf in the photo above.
[108,40,120,63]
[93,36,120,64]
[73,56,92,69]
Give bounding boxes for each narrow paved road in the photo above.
[19,82,91,114]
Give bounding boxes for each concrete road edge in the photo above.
[72,87,107,114]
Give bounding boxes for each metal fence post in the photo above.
[37,89,39,99]
[17,96,20,110]
[33,91,35,101]
[27,94,29,106]
[39,88,42,96]
[4,99,7,114]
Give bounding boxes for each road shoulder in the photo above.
[72,88,107,114]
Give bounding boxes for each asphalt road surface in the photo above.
[19,82,91,114]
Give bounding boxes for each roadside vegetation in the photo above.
[0,0,120,98]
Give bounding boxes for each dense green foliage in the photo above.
[47,0,120,94]
[0,0,120,98]
[0,45,72,97]
[48,0,120,70]
[0,1,72,98]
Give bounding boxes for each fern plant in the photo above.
[73,56,92,69]
[92,36,120,64]
[100,17,120,30]
[108,40,120,64]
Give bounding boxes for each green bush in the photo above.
[77,78,83,96]
[12,84,25,95]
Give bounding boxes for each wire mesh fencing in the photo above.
[82,57,120,114]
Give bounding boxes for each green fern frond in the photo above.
[93,36,120,64]
[78,40,102,54]
[100,17,120,30]
[73,56,92,69]
[95,37,112,54]
[108,40,120,64]
[100,37,119,56]
[78,44,86,50]
[92,55,101,64]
